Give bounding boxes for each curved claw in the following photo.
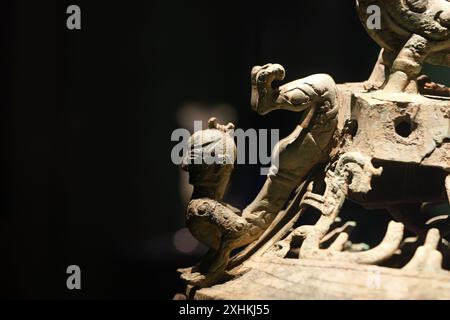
[327,232,349,252]
[300,221,404,265]
[403,228,444,273]
[321,221,356,246]
[344,221,404,264]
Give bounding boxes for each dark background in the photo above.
[2,0,448,299]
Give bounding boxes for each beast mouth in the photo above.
[435,9,450,29]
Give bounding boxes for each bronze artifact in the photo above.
[177,0,450,299]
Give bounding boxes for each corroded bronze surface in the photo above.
[177,0,450,299]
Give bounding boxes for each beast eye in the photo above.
[406,0,428,13]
